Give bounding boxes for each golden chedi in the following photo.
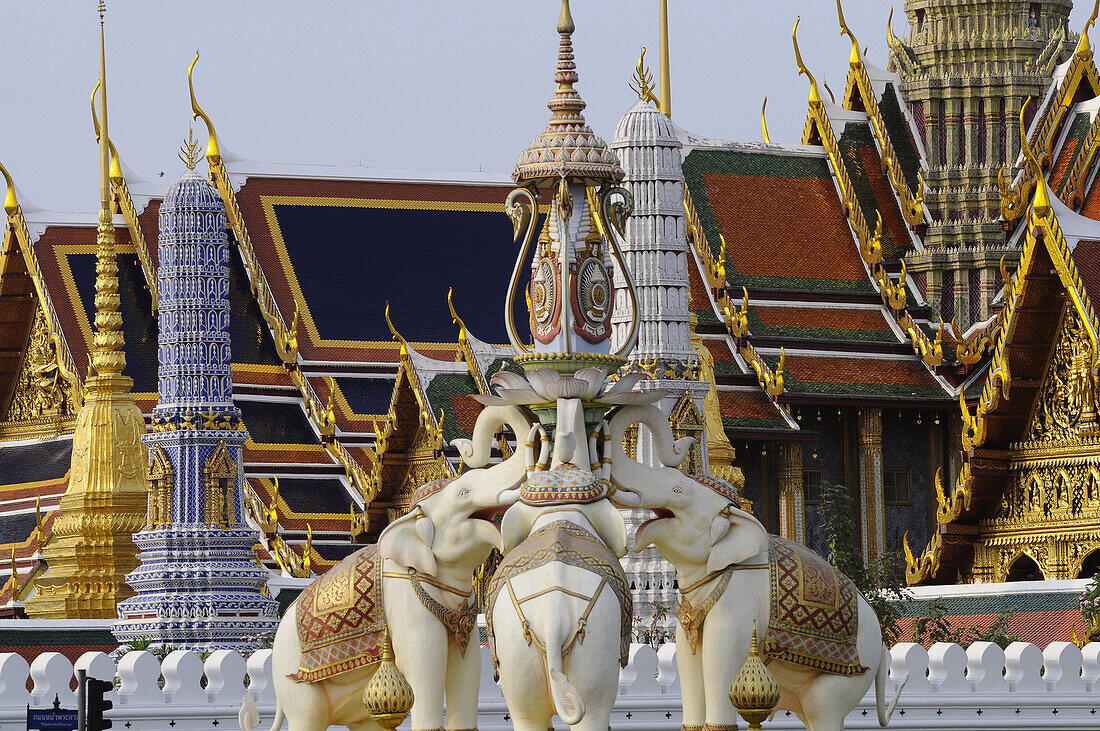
[25,3,147,619]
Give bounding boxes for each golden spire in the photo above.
[835,0,861,66]
[761,97,770,143]
[630,47,659,105]
[793,17,821,105]
[91,0,125,377]
[24,0,147,620]
[659,0,671,117]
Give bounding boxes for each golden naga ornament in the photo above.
[362,633,414,729]
[729,621,781,728]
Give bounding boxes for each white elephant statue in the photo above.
[260,404,533,731]
[470,367,641,730]
[608,404,905,731]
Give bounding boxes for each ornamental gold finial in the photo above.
[1019,97,1051,217]
[90,80,122,181]
[823,79,837,105]
[384,302,409,358]
[1084,0,1100,53]
[188,52,221,161]
[179,127,202,171]
[761,97,771,143]
[729,620,781,728]
[659,0,671,117]
[630,47,659,105]
[447,287,469,347]
[0,159,17,216]
[836,0,861,65]
[363,630,415,728]
[886,6,898,49]
[793,17,821,105]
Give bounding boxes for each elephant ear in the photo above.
[501,502,539,554]
[379,508,438,576]
[707,504,769,574]
[584,499,628,558]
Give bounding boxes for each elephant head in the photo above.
[501,495,627,558]
[607,404,767,573]
[379,404,534,577]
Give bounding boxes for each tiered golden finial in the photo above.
[729,621,781,728]
[630,47,659,105]
[25,0,147,619]
[179,128,202,171]
[362,632,415,728]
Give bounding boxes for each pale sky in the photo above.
[1,1,1093,214]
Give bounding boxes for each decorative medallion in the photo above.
[530,256,562,345]
[571,256,613,343]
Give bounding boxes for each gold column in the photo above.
[659,0,671,117]
[777,442,804,544]
[25,6,147,619]
[857,408,884,563]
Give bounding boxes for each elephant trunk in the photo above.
[550,397,588,470]
[452,405,532,470]
[606,405,695,506]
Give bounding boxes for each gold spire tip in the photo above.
[558,0,574,35]
[659,0,671,117]
[98,0,105,21]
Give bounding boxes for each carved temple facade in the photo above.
[10,2,1100,621]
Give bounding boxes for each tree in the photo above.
[818,480,909,644]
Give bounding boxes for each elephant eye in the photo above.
[672,486,683,495]
[460,487,471,497]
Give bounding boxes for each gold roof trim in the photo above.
[906,141,1100,586]
[683,190,785,401]
[835,0,925,226]
[90,79,158,312]
[629,47,659,105]
[0,161,84,406]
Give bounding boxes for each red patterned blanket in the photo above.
[290,544,385,683]
[764,536,867,676]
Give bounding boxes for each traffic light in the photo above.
[86,677,113,731]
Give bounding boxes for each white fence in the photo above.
[4,641,1100,730]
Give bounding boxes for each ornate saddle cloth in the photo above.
[763,535,866,676]
[485,520,632,667]
[289,544,385,683]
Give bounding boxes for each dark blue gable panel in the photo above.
[68,252,158,392]
[272,204,530,344]
[334,377,395,415]
[0,439,72,486]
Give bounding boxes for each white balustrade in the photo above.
[2,642,1100,729]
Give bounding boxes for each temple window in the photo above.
[915,9,925,33]
[1006,553,1043,582]
[669,393,704,475]
[1029,4,1041,29]
[883,470,911,505]
[204,440,236,528]
[802,470,823,504]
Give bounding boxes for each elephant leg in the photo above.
[699,609,750,729]
[675,623,707,727]
[390,606,450,729]
[444,637,481,729]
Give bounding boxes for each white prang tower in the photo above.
[610,51,712,629]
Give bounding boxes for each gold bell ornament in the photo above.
[362,631,415,729]
[728,620,781,729]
